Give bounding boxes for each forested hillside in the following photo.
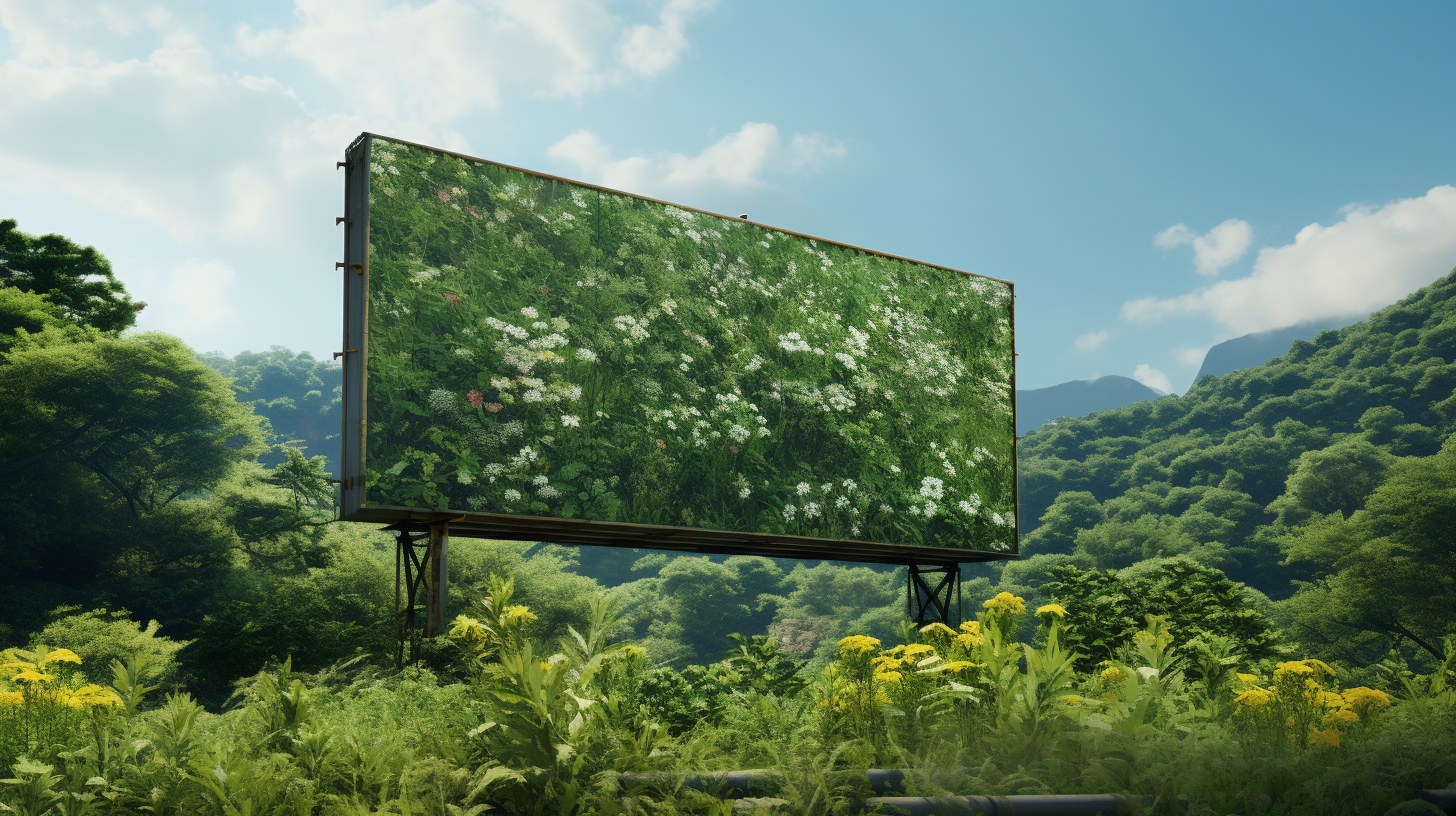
[1015,268,1456,663]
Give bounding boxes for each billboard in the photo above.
[340,134,1017,564]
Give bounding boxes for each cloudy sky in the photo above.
[2,1,1453,393]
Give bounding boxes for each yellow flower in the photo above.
[1275,659,1335,680]
[503,605,537,624]
[1235,672,1261,686]
[837,635,881,657]
[39,649,82,666]
[1307,727,1340,748]
[1316,690,1345,710]
[614,645,647,660]
[1035,604,1067,618]
[12,670,52,684]
[956,632,984,649]
[1323,708,1359,728]
[1060,695,1084,706]
[959,621,981,635]
[938,660,978,673]
[919,622,956,641]
[902,644,936,657]
[1341,686,1392,714]
[0,690,23,707]
[1234,688,1274,708]
[982,592,1026,614]
[448,615,487,642]
[1100,665,1128,684]
[874,670,903,685]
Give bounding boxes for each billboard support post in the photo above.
[427,522,449,638]
[907,564,962,627]
[387,518,460,667]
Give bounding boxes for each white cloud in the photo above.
[1073,330,1108,352]
[0,5,354,247]
[136,257,240,336]
[618,0,713,76]
[1132,364,1172,395]
[547,122,845,199]
[1173,345,1209,369]
[242,0,711,132]
[1124,186,1456,335]
[1154,218,1252,276]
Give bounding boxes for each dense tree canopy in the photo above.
[0,218,143,333]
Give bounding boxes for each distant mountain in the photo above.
[1016,375,1163,437]
[1195,316,1364,381]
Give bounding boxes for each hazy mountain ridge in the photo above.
[1014,266,1456,598]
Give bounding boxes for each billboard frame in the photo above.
[340,132,1018,567]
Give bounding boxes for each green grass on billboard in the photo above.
[362,136,1016,554]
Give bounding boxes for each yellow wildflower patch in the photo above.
[874,670,903,685]
[837,635,881,657]
[0,690,22,707]
[12,670,52,684]
[959,621,981,635]
[956,632,984,649]
[982,592,1026,614]
[1100,665,1128,683]
[1035,603,1067,618]
[902,644,936,657]
[39,649,82,666]
[1323,708,1359,728]
[1307,727,1340,748]
[919,622,956,639]
[1341,686,1392,713]
[939,661,978,673]
[1234,688,1274,708]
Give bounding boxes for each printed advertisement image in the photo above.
[340,134,1018,563]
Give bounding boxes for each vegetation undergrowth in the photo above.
[3,584,1452,816]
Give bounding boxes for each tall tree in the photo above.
[0,219,143,333]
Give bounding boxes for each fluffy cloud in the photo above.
[1073,330,1108,352]
[547,123,846,199]
[0,2,353,246]
[1154,218,1253,276]
[1124,186,1456,335]
[619,0,714,76]
[1173,345,1209,370]
[1132,364,1172,395]
[241,0,714,131]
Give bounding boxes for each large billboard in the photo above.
[340,134,1017,563]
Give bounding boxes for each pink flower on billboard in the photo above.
[467,389,484,409]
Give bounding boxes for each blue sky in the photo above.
[1,0,1453,392]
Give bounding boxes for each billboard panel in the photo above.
[341,134,1017,563]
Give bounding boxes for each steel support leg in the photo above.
[907,564,961,627]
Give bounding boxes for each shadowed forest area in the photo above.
[1,218,1454,814]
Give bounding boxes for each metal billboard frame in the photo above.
[339,132,1018,569]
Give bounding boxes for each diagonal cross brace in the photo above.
[907,563,962,627]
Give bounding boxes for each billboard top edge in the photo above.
[354,132,1015,291]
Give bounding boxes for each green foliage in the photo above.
[1043,558,1283,673]
[198,347,342,471]
[27,608,188,692]
[1278,439,1456,664]
[363,137,1016,552]
[1018,267,1456,599]
[0,218,143,334]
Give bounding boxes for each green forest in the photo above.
[1,216,1454,815]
